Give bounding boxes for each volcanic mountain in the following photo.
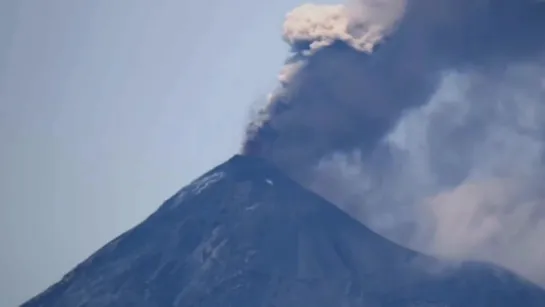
[22,155,545,307]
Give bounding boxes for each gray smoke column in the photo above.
[241,0,545,284]
[242,0,545,176]
[242,1,435,178]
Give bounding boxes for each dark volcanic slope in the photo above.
[23,155,545,307]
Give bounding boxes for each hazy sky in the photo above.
[0,0,336,305]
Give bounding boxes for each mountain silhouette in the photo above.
[22,155,545,307]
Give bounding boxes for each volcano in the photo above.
[22,155,545,306]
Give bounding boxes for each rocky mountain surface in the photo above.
[22,155,545,307]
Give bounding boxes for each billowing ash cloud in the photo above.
[281,2,405,54]
[243,0,438,179]
[241,0,545,284]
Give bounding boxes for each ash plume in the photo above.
[241,0,545,284]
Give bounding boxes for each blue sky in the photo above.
[0,0,333,305]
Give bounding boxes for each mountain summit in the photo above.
[23,155,545,306]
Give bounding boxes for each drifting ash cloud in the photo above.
[282,2,405,54]
[241,0,545,285]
